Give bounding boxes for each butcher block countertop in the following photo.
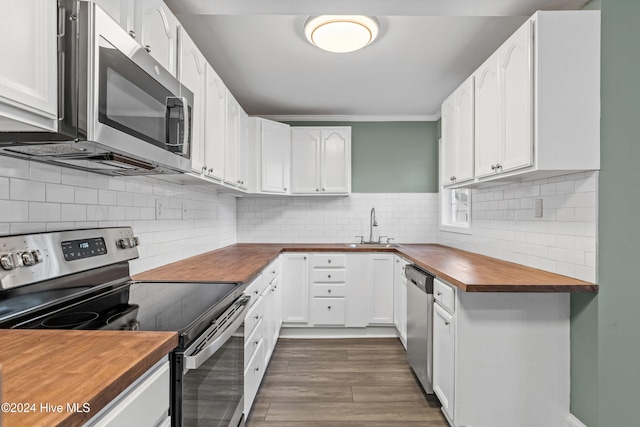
[134,243,597,293]
[0,330,177,427]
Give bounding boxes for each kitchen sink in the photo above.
[345,243,398,248]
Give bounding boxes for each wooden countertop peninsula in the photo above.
[0,330,177,427]
[134,243,598,293]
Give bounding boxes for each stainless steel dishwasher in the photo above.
[406,264,435,394]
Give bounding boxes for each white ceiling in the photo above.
[166,0,588,120]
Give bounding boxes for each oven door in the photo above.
[173,296,250,427]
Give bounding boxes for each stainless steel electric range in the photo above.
[0,227,248,427]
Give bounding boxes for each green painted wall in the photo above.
[597,0,640,425]
[285,122,439,193]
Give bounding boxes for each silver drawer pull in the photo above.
[327,306,332,310]
[444,321,450,326]
[437,291,442,296]
[328,289,332,294]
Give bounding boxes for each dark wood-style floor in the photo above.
[246,338,449,427]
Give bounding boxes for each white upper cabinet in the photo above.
[441,76,474,187]
[498,20,533,174]
[224,91,240,186]
[0,0,57,132]
[137,0,179,76]
[291,128,321,194]
[474,52,500,179]
[93,0,136,33]
[237,108,250,190]
[291,127,351,195]
[179,30,206,174]
[445,11,600,187]
[204,64,226,181]
[258,119,291,194]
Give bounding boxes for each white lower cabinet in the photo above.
[368,254,394,325]
[83,358,170,427]
[433,300,455,422]
[282,253,310,324]
[431,278,570,427]
[393,256,409,348]
[244,257,283,417]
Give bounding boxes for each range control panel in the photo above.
[0,227,140,291]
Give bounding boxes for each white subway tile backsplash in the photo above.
[10,178,46,201]
[237,193,438,244]
[0,157,237,274]
[439,171,598,282]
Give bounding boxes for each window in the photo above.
[440,188,471,232]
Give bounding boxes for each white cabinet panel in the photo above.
[369,254,394,325]
[260,119,291,194]
[393,256,409,348]
[138,0,179,76]
[84,359,170,427]
[474,53,500,179]
[179,30,206,174]
[320,128,351,194]
[282,253,309,324]
[237,108,250,189]
[433,303,455,422]
[204,63,226,180]
[311,297,346,326]
[0,0,57,132]
[499,20,533,174]
[291,128,321,193]
[224,91,240,186]
[441,76,474,187]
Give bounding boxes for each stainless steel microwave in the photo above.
[0,0,192,176]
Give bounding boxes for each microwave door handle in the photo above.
[165,97,189,155]
[183,296,250,371]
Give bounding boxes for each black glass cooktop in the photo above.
[1,281,242,343]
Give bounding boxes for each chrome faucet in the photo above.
[369,207,378,243]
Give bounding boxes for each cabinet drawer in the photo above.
[311,284,347,297]
[244,320,263,368]
[244,274,265,306]
[265,256,282,284]
[311,298,346,325]
[434,278,455,313]
[311,253,346,268]
[245,296,264,335]
[244,339,265,416]
[311,269,346,283]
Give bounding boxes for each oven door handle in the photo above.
[184,296,250,370]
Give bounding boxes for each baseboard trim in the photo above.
[280,325,398,339]
[567,414,588,427]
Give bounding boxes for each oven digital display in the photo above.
[61,238,107,261]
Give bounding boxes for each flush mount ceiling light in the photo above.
[304,15,379,53]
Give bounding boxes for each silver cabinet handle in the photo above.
[144,45,151,53]
[316,188,319,192]
[328,259,332,264]
[496,163,502,169]
[304,256,307,260]
[327,306,332,310]
[128,30,136,39]
[328,289,332,294]
[437,291,442,296]
[444,321,450,326]
[491,164,496,170]
[328,274,331,279]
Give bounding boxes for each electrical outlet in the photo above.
[155,199,164,219]
[534,198,543,218]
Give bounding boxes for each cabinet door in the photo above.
[204,64,226,180]
[291,128,321,194]
[453,76,474,183]
[500,20,533,173]
[237,108,249,189]
[94,0,135,32]
[224,91,240,185]
[0,0,57,132]
[440,95,456,186]
[261,283,274,365]
[321,128,351,194]
[282,253,309,324]
[433,303,455,422]
[369,254,394,325]
[474,53,501,178]
[393,256,409,347]
[138,0,179,76]
[261,120,291,194]
[179,30,206,174]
